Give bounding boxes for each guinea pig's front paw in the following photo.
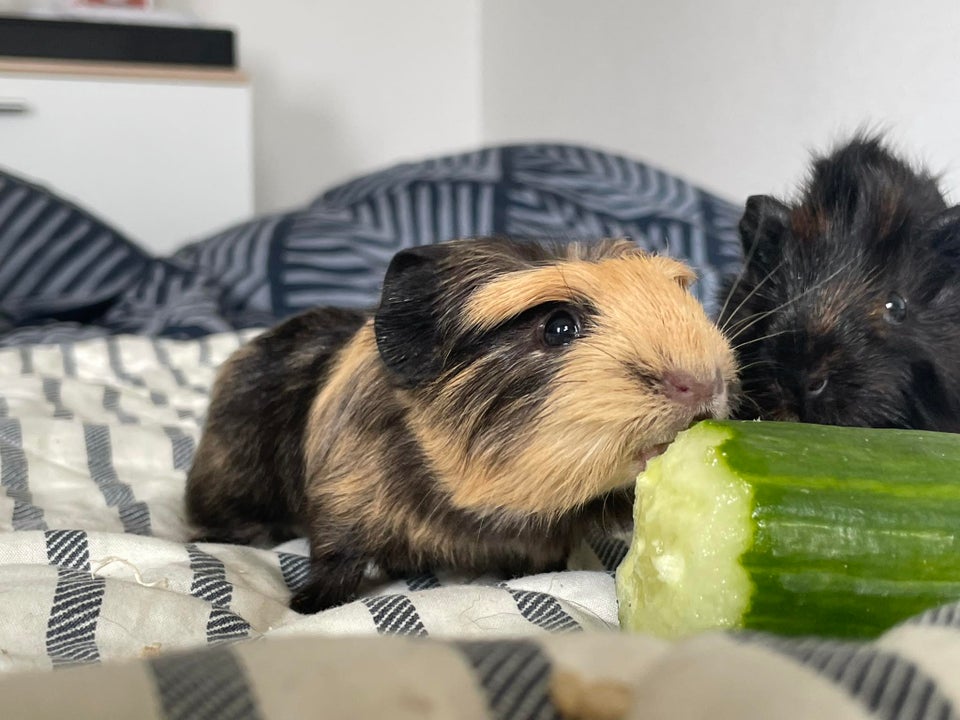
[289,581,350,615]
[290,589,327,614]
[288,559,364,614]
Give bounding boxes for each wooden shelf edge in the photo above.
[0,57,248,84]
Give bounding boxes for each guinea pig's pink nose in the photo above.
[662,369,724,406]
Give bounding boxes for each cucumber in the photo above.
[615,419,960,640]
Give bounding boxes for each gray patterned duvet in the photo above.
[0,144,743,344]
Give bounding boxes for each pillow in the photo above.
[179,144,745,320]
[0,167,150,325]
[0,143,746,346]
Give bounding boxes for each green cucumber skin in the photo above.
[709,420,960,639]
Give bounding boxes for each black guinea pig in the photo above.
[717,134,960,431]
[186,236,735,613]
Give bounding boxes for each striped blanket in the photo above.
[2,332,960,720]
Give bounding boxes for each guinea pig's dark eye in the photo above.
[883,293,907,324]
[543,310,580,347]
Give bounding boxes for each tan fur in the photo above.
[303,323,379,472]
[302,326,388,533]
[464,255,696,332]
[301,329,465,566]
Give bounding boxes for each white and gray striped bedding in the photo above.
[2,332,960,720]
[0,332,625,669]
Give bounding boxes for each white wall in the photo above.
[481,0,960,204]
[16,0,956,215]
[165,0,482,214]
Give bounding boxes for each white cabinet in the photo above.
[0,60,254,255]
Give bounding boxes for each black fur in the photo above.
[718,134,960,430]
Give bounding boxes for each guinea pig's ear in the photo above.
[924,205,960,259]
[739,195,790,259]
[374,244,453,387]
[650,255,698,289]
[923,204,960,266]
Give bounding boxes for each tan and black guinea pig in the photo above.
[185,236,736,614]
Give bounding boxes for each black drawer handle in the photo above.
[0,99,29,115]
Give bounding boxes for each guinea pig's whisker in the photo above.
[724,306,784,343]
[736,393,766,416]
[725,255,859,343]
[732,329,789,352]
[590,344,625,366]
[716,229,768,332]
[719,260,786,335]
[735,359,780,375]
[557,264,573,296]
[787,254,859,299]
[716,274,744,333]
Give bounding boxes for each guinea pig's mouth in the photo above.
[626,412,719,478]
[633,442,671,472]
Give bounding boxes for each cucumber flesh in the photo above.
[616,420,960,639]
